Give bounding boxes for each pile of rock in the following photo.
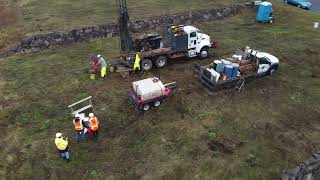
[280,151,320,180]
[0,5,242,58]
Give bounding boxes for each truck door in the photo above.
[257,57,271,74]
[188,31,197,57]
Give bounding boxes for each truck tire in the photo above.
[142,104,150,111]
[199,47,209,59]
[269,69,276,76]
[155,56,167,68]
[153,100,161,107]
[141,59,153,71]
[268,66,278,76]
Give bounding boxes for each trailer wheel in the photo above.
[153,100,161,107]
[141,59,153,71]
[269,19,274,24]
[142,104,150,111]
[155,56,167,68]
[199,47,209,59]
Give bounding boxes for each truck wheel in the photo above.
[155,56,167,68]
[153,100,161,107]
[142,104,150,111]
[269,68,277,76]
[141,59,153,71]
[199,47,209,59]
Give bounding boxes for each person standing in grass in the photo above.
[97,54,107,78]
[55,132,70,161]
[133,53,141,71]
[88,113,99,141]
[73,114,85,142]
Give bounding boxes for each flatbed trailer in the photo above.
[194,63,264,92]
[193,47,279,92]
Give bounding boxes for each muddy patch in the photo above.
[207,138,243,154]
[0,2,18,28]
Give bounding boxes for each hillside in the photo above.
[0,0,319,179]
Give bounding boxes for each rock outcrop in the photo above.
[280,151,320,180]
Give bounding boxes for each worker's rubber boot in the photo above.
[82,137,87,142]
[92,132,98,142]
[64,152,70,162]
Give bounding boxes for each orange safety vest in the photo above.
[73,119,83,131]
[89,117,99,131]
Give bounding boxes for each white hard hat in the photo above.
[75,114,80,118]
[97,54,101,58]
[56,132,62,138]
[89,113,94,117]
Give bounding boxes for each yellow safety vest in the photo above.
[55,137,68,150]
[133,53,141,70]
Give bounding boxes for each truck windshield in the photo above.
[259,57,270,64]
[190,32,197,38]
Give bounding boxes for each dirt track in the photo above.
[0,2,17,28]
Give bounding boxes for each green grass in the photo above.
[0,1,320,179]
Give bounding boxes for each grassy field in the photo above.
[0,0,320,179]
[0,0,241,50]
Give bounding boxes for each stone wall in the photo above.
[0,5,243,58]
[280,151,320,180]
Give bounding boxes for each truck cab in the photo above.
[182,25,212,58]
[249,49,279,75]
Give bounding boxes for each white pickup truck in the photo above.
[194,47,279,92]
[250,49,279,75]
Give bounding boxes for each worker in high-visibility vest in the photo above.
[88,113,100,141]
[55,132,70,161]
[73,114,85,142]
[133,53,141,71]
[97,54,107,78]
